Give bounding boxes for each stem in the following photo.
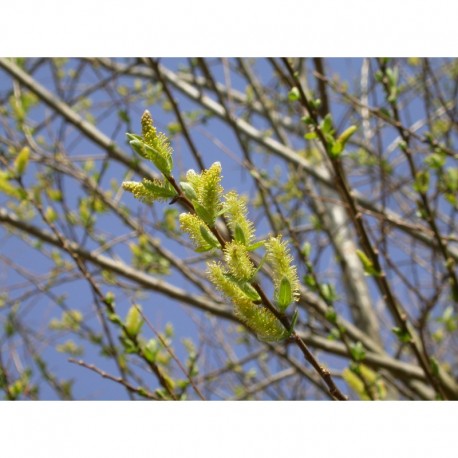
[252,283,348,400]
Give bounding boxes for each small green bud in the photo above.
[288,87,300,101]
[125,304,144,337]
[356,249,381,277]
[336,125,357,149]
[14,146,30,176]
[180,181,198,201]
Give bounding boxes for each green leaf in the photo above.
[246,240,265,252]
[194,201,214,226]
[310,98,322,110]
[321,114,333,135]
[142,339,159,363]
[288,87,300,101]
[180,181,198,201]
[320,283,338,303]
[437,306,457,332]
[325,307,337,324]
[327,328,341,341]
[221,273,261,301]
[142,178,177,199]
[386,67,398,87]
[234,223,247,245]
[199,225,220,248]
[289,309,299,333]
[303,274,317,289]
[413,170,430,194]
[194,245,214,253]
[238,282,262,302]
[105,292,116,306]
[107,312,123,326]
[277,277,292,311]
[128,138,172,175]
[425,152,446,169]
[304,132,317,140]
[44,206,57,223]
[356,249,380,277]
[123,179,176,203]
[343,365,386,400]
[444,168,458,193]
[392,327,412,343]
[14,146,30,176]
[126,133,142,142]
[330,140,343,157]
[350,341,366,362]
[0,171,24,200]
[125,305,144,337]
[337,125,358,148]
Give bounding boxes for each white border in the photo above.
[1,402,457,457]
[1,0,457,56]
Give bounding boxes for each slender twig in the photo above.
[68,358,159,400]
[137,306,206,400]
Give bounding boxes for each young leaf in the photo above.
[122,178,177,203]
[142,339,159,363]
[125,304,144,337]
[288,87,300,101]
[392,327,412,343]
[14,146,30,176]
[180,213,217,252]
[237,281,262,302]
[342,365,386,400]
[321,114,333,135]
[277,277,292,311]
[336,125,357,149]
[289,309,299,333]
[304,132,317,140]
[199,224,221,249]
[234,223,247,245]
[180,181,198,201]
[330,141,343,157]
[413,170,430,194]
[356,249,380,277]
[128,139,172,176]
[350,341,366,362]
[325,307,338,324]
[246,240,265,251]
[194,201,215,226]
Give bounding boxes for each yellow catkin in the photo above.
[223,241,255,281]
[207,261,286,341]
[265,236,300,302]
